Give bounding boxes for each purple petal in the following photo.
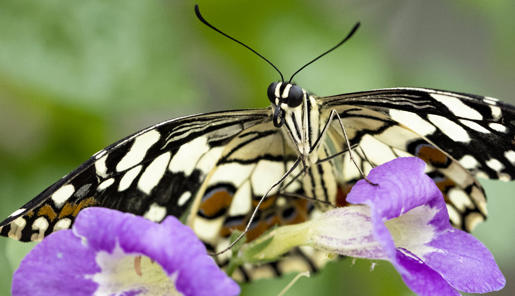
[14,208,239,296]
[12,230,99,296]
[424,228,505,293]
[74,208,240,296]
[347,157,443,222]
[345,157,505,294]
[346,157,444,262]
[395,250,460,296]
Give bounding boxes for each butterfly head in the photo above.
[268,82,307,128]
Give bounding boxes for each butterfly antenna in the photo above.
[288,22,360,83]
[194,5,284,82]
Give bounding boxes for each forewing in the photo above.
[0,107,332,281]
[0,109,270,241]
[320,87,515,231]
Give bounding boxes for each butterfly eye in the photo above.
[287,85,303,107]
[267,82,279,103]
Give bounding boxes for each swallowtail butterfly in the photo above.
[1,5,514,281]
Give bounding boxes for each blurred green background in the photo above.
[0,0,513,295]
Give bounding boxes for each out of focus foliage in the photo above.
[0,0,513,295]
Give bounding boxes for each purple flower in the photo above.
[12,207,239,296]
[308,157,505,295]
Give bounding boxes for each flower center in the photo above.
[88,245,183,296]
[384,205,441,259]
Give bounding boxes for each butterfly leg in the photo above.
[276,163,335,207]
[279,192,335,207]
[316,145,377,171]
[312,109,377,185]
[316,144,356,163]
[357,146,377,169]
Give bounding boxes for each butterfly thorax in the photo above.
[267,82,322,165]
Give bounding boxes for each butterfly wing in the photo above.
[0,109,272,241]
[188,122,333,281]
[319,87,515,231]
[0,106,334,281]
[4,87,512,280]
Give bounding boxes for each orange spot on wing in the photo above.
[72,197,97,217]
[58,197,98,219]
[37,204,57,221]
[246,220,273,241]
[335,185,353,207]
[435,178,456,193]
[200,189,233,217]
[434,177,456,204]
[252,195,277,210]
[416,145,449,166]
[59,203,74,218]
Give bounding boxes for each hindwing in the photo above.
[191,123,333,280]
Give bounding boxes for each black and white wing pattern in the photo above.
[1,86,513,282]
[320,87,515,231]
[0,109,270,241]
[0,107,332,281]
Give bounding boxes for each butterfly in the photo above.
[1,5,514,281]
